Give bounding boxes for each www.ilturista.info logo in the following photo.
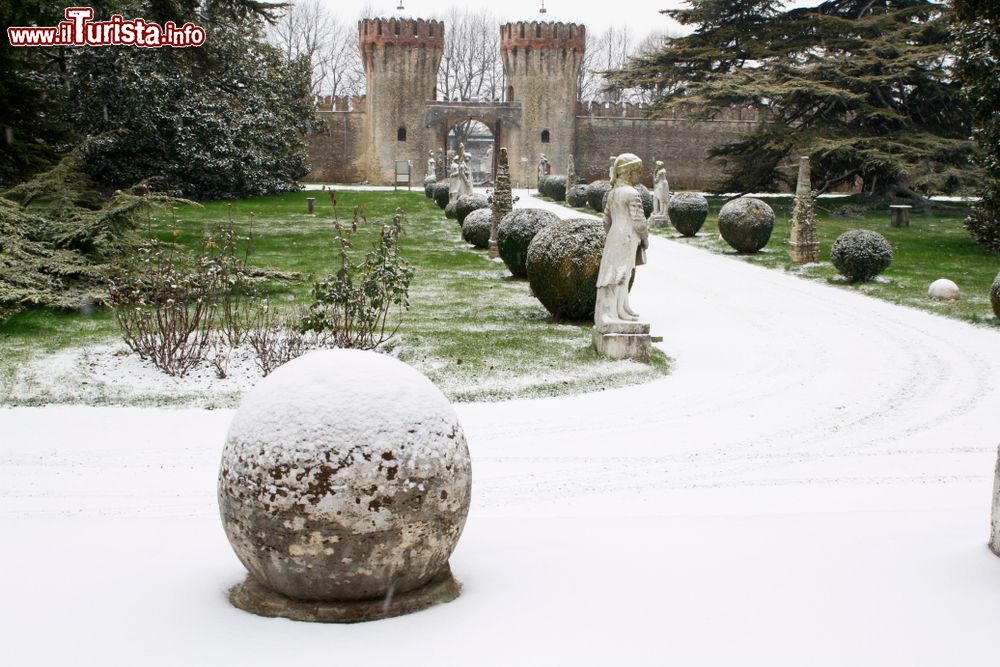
[7,7,206,47]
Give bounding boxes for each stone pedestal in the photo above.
[488,240,499,259]
[649,213,669,229]
[592,321,651,362]
[890,204,912,228]
[991,444,1000,557]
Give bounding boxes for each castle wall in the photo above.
[306,109,368,184]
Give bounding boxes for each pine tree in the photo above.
[612,0,976,199]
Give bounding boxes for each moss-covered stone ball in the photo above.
[717,197,775,253]
[423,176,437,198]
[830,229,893,282]
[444,200,458,220]
[991,272,1000,320]
[455,193,488,225]
[432,182,450,209]
[497,208,560,278]
[461,208,492,249]
[668,192,709,237]
[567,184,588,208]
[526,218,605,320]
[586,181,611,213]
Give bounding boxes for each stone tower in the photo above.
[359,17,444,183]
[500,21,585,186]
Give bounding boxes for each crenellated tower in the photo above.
[359,17,444,183]
[500,21,585,186]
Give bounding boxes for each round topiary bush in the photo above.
[668,192,709,237]
[635,184,654,218]
[717,197,775,253]
[432,182,450,209]
[455,193,488,225]
[423,176,436,198]
[991,272,1000,320]
[461,208,492,249]
[830,229,893,282]
[567,184,588,208]
[526,218,605,320]
[497,208,560,278]
[586,181,611,213]
[444,200,458,220]
[537,175,550,194]
[544,176,567,202]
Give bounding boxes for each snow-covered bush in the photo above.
[526,218,604,320]
[830,229,893,282]
[586,181,611,212]
[537,175,550,194]
[567,184,588,208]
[603,184,654,219]
[445,200,458,220]
[461,208,492,249]
[718,197,775,253]
[424,176,436,198]
[497,208,559,278]
[669,192,709,237]
[455,193,488,225]
[990,271,1000,319]
[432,182,450,209]
[543,175,568,201]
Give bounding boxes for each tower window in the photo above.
[520,24,525,38]
[395,20,400,36]
[377,21,382,36]
[536,25,541,38]
[429,23,434,37]
[397,127,407,142]
[507,85,514,102]
[541,129,550,143]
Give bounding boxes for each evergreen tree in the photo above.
[612,0,976,199]
[954,0,1000,253]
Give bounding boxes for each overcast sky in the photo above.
[321,1,690,41]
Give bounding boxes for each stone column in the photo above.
[490,147,512,259]
[789,156,821,264]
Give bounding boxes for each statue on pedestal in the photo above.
[426,151,436,181]
[456,143,473,197]
[537,153,549,188]
[652,160,670,217]
[448,156,461,203]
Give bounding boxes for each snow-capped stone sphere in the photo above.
[218,349,472,602]
[928,278,960,300]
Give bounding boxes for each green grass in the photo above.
[649,194,999,328]
[1,189,669,406]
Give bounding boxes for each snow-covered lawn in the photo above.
[2,191,999,665]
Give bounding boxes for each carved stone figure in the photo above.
[652,160,670,217]
[448,156,461,203]
[567,155,576,189]
[490,147,513,258]
[454,143,473,198]
[789,156,821,264]
[537,153,549,187]
[593,153,652,362]
[427,151,436,181]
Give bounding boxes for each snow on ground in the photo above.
[2,192,1000,665]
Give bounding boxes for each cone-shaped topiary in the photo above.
[461,208,492,249]
[989,272,1000,319]
[668,192,709,237]
[526,218,605,320]
[586,181,611,212]
[830,229,893,282]
[567,184,588,208]
[718,197,775,253]
[424,176,436,198]
[445,200,458,219]
[455,193,488,225]
[497,208,560,278]
[433,182,450,209]
[543,176,568,201]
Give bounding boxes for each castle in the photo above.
[306,15,764,189]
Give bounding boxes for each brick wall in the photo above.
[305,111,368,183]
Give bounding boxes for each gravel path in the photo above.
[2,192,999,665]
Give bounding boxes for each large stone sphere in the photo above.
[461,208,492,248]
[668,192,709,237]
[526,218,605,320]
[928,278,960,300]
[218,349,472,603]
[717,197,775,253]
[455,193,488,225]
[991,272,1000,320]
[497,208,559,278]
[830,229,893,283]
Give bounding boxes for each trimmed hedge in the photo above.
[717,197,774,253]
[542,175,568,201]
[668,192,709,237]
[830,229,893,282]
[526,218,605,320]
[586,181,611,212]
[497,208,560,278]
[461,208,492,249]
[991,272,1000,319]
[445,200,458,220]
[567,184,588,208]
[635,184,654,218]
[423,176,436,198]
[432,182,450,209]
[455,193,488,225]
[537,175,550,194]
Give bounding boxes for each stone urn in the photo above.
[218,349,472,622]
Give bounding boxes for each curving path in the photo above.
[1,190,999,665]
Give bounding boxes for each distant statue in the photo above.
[567,154,576,188]
[595,153,648,327]
[456,143,473,197]
[427,151,436,181]
[436,148,445,181]
[652,160,670,217]
[608,156,616,179]
[537,153,549,187]
[448,156,461,202]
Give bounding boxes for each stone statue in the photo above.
[537,153,549,187]
[591,153,653,362]
[490,147,513,259]
[652,160,670,217]
[427,151,436,181]
[448,156,461,202]
[456,143,473,197]
[567,154,576,189]
[435,148,445,181]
